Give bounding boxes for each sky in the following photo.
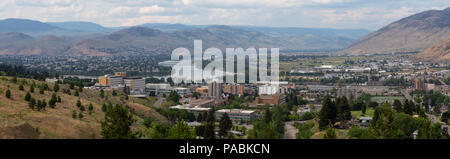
[0,0,449,30]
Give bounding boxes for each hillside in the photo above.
[0,76,168,139]
[342,7,450,55]
[414,37,450,62]
[68,25,354,56]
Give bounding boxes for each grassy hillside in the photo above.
[0,76,168,139]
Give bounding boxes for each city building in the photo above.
[174,87,191,95]
[415,78,425,90]
[110,76,124,87]
[215,109,256,122]
[195,86,209,94]
[208,82,222,98]
[170,104,211,116]
[114,72,127,78]
[124,77,146,95]
[98,75,110,86]
[223,84,244,96]
[253,94,286,106]
[146,83,172,95]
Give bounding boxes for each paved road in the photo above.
[154,97,165,108]
[284,121,298,139]
[400,89,416,104]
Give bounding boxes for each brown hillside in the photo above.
[342,7,450,55]
[414,37,450,62]
[0,76,168,139]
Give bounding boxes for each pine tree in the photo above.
[72,111,77,119]
[323,122,337,139]
[30,85,34,93]
[403,100,413,115]
[74,90,79,96]
[25,92,31,101]
[362,104,367,115]
[76,99,82,108]
[80,105,85,112]
[19,84,24,91]
[49,93,57,108]
[336,96,351,121]
[393,99,402,112]
[29,98,36,110]
[101,104,136,139]
[36,100,42,111]
[88,103,93,114]
[78,112,83,119]
[101,103,107,112]
[219,113,232,138]
[5,89,11,99]
[203,109,216,139]
[53,83,59,92]
[319,96,337,130]
[196,113,203,122]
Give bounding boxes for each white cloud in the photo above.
[108,6,134,15]
[0,0,449,30]
[139,5,165,14]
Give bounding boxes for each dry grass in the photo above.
[0,76,167,139]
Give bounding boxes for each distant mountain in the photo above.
[414,37,450,62]
[139,23,206,31]
[0,18,60,33]
[140,23,369,48]
[234,26,370,40]
[342,7,450,55]
[140,23,369,39]
[0,19,371,55]
[47,21,115,33]
[0,32,78,55]
[67,26,289,56]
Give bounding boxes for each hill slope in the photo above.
[0,76,168,139]
[68,25,356,56]
[414,37,450,62]
[342,7,450,55]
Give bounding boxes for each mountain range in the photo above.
[0,18,371,56]
[1,6,450,60]
[342,7,450,55]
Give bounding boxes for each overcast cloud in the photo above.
[0,0,449,30]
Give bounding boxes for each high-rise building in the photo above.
[208,82,222,98]
[98,75,124,87]
[415,78,425,90]
[223,84,244,96]
[124,77,146,95]
[110,76,124,87]
[98,76,110,86]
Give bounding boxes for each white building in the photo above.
[124,77,146,95]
